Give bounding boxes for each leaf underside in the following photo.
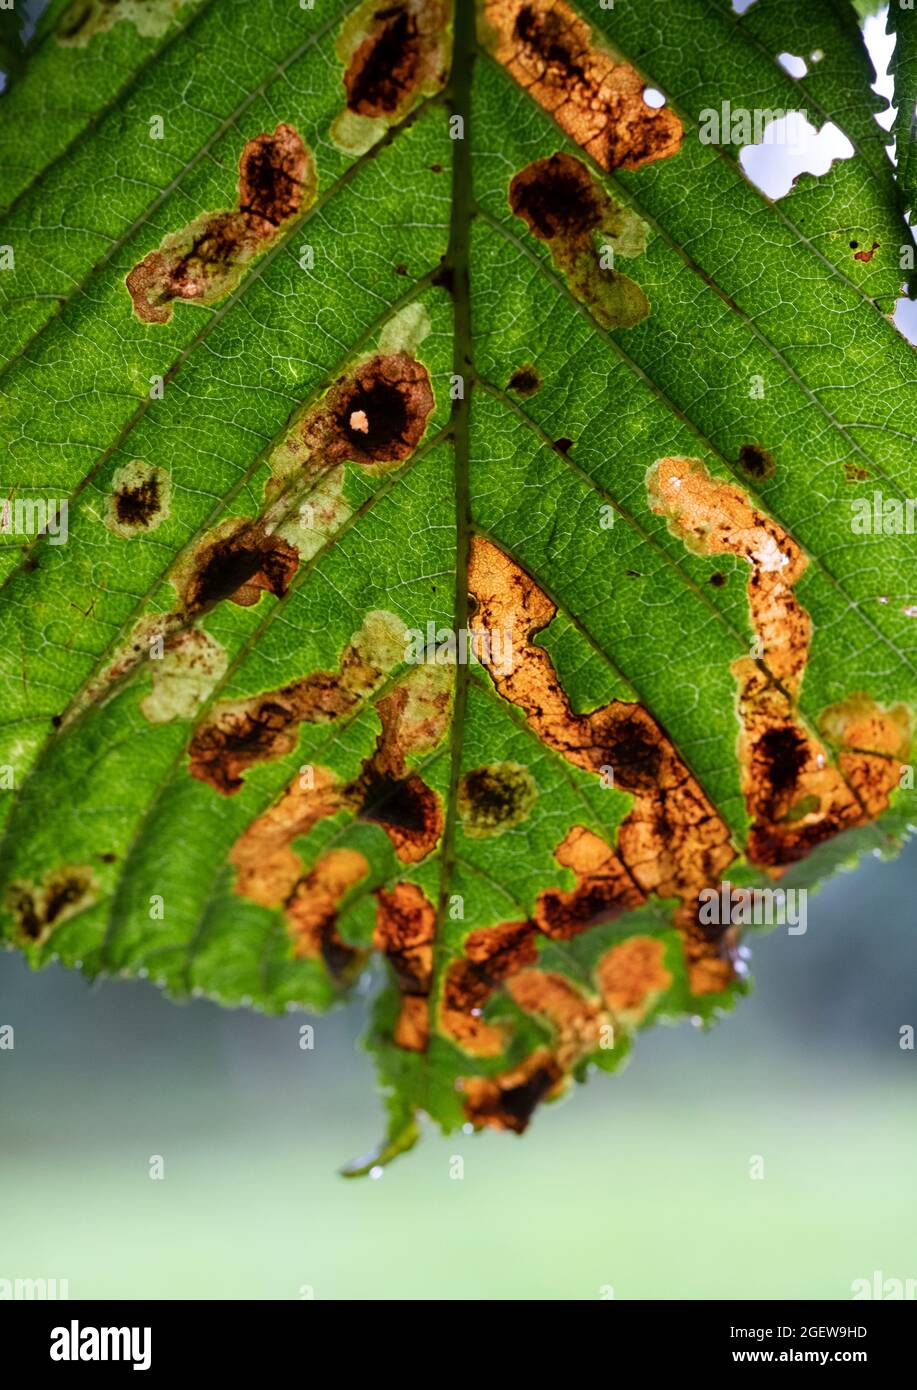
[0,0,915,1171]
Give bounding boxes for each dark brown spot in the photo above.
[238,124,306,230]
[509,152,602,242]
[594,711,663,791]
[555,437,573,453]
[462,1050,562,1132]
[184,524,299,613]
[7,866,96,946]
[710,571,726,587]
[357,767,442,862]
[507,365,542,396]
[328,354,435,466]
[738,443,776,481]
[508,152,650,330]
[457,762,538,837]
[345,4,422,116]
[431,262,454,293]
[115,475,159,527]
[756,726,808,797]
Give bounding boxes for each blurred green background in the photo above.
[1,837,914,1300]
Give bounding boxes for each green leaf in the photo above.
[0,0,914,1171]
[890,0,917,223]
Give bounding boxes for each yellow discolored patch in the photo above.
[140,628,227,725]
[57,0,193,46]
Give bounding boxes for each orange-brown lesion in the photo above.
[649,456,912,870]
[480,0,683,172]
[461,1049,564,1133]
[507,969,607,1067]
[534,824,645,939]
[374,882,437,1051]
[284,848,369,979]
[127,125,314,324]
[467,534,737,993]
[596,935,672,1026]
[440,920,539,1056]
[459,969,608,1132]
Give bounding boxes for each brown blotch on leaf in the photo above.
[238,125,308,231]
[481,0,683,171]
[462,1050,563,1133]
[358,769,442,862]
[509,152,602,242]
[348,666,450,862]
[188,691,311,795]
[440,921,538,1056]
[230,768,344,907]
[508,153,650,330]
[275,353,436,480]
[374,882,436,1051]
[457,761,538,838]
[127,124,313,323]
[284,848,369,978]
[330,353,435,466]
[447,931,611,1129]
[535,825,645,940]
[183,520,300,614]
[467,534,737,994]
[738,443,776,481]
[649,456,912,869]
[819,694,911,818]
[507,365,542,397]
[342,0,449,122]
[189,609,412,794]
[507,969,606,1068]
[853,241,879,262]
[106,460,171,537]
[597,935,672,1024]
[7,866,96,947]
